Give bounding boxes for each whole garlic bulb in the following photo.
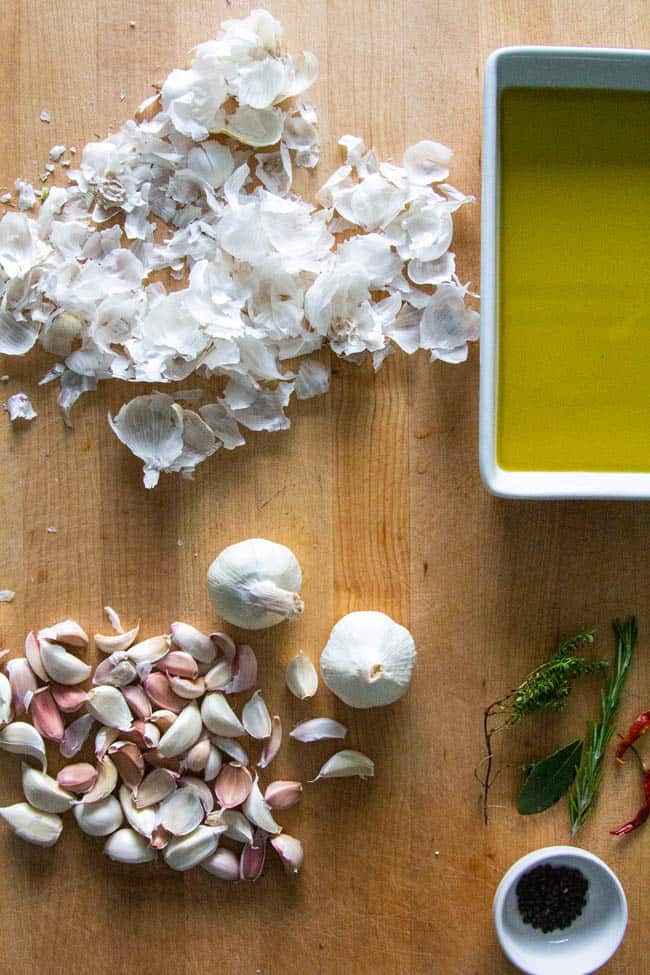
[207,538,304,631]
[320,611,416,709]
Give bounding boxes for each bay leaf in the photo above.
[517,739,583,815]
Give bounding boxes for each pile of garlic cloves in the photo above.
[0,613,373,879]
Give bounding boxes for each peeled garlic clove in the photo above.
[94,624,140,654]
[119,784,156,838]
[157,700,202,757]
[170,623,216,664]
[0,721,47,770]
[220,809,254,845]
[204,744,223,781]
[104,828,156,863]
[168,675,205,700]
[0,671,12,726]
[82,756,118,804]
[159,788,204,837]
[310,750,375,782]
[204,657,234,691]
[60,713,95,759]
[271,834,304,875]
[25,631,48,681]
[95,726,120,759]
[290,718,347,743]
[86,685,133,730]
[40,641,92,685]
[50,683,88,714]
[0,802,63,846]
[240,831,267,881]
[108,741,145,790]
[29,687,64,743]
[155,650,198,679]
[74,795,123,836]
[135,767,177,809]
[242,690,272,740]
[201,692,244,737]
[22,764,76,813]
[221,644,257,694]
[143,672,184,713]
[57,762,98,793]
[178,776,214,814]
[258,715,282,770]
[242,776,282,835]
[93,652,137,688]
[286,652,318,699]
[125,634,170,665]
[212,735,249,765]
[264,780,303,811]
[201,846,240,880]
[214,762,253,809]
[164,825,218,871]
[121,685,152,720]
[6,659,36,718]
[38,619,89,650]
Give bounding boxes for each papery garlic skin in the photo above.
[207,538,303,630]
[320,611,416,708]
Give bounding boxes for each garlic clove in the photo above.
[74,795,123,836]
[38,619,89,650]
[201,692,244,737]
[92,652,138,687]
[157,700,202,757]
[22,764,76,813]
[170,622,216,664]
[159,788,204,836]
[309,750,375,782]
[57,762,98,793]
[270,834,304,875]
[104,828,156,863]
[220,809,254,845]
[264,780,303,811]
[143,672,185,713]
[182,737,211,773]
[6,659,37,718]
[95,726,120,759]
[119,784,156,838]
[286,652,318,699]
[39,641,92,685]
[108,741,145,790]
[29,687,64,743]
[25,631,48,681]
[60,713,95,759]
[221,644,257,694]
[242,776,282,834]
[204,656,234,691]
[104,606,124,634]
[125,635,170,665]
[178,776,214,815]
[141,748,180,772]
[142,722,160,748]
[240,830,267,881]
[150,825,172,850]
[214,762,253,809]
[86,685,133,730]
[118,720,150,750]
[258,715,282,769]
[155,650,199,679]
[50,683,88,714]
[168,675,206,700]
[0,721,47,770]
[204,744,223,782]
[289,718,347,743]
[211,735,249,766]
[135,767,177,809]
[0,802,63,846]
[121,685,152,720]
[241,689,272,739]
[0,671,12,726]
[210,632,237,661]
[82,756,118,804]
[94,623,140,654]
[148,708,177,732]
[201,846,240,880]
[163,825,218,871]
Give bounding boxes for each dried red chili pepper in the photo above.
[615,710,650,764]
[611,764,650,836]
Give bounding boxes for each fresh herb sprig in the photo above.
[480,630,605,824]
[569,616,638,835]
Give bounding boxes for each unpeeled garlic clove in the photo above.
[142,722,160,748]
[141,748,180,772]
[242,689,272,740]
[211,735,249,765]
[108,741,145,790]
[286,652,318,700]
[170,622,216,664]
[271,834,304,875]
[104,827,156,863]
[119,784,156,838]
[125,635,170,665]
[118,720,150,750]
[221,644,257,694]
[40,641,92,685]
[214,762,253,809]
[264,780,303,811]
[22,763,76,813]
[220,809,253,845]
[92,652,137,688]
[159,788,204,837]
[163,825,218,871]
[258,715,282,770]
[150,825,171,850]
[143,672,184,713]
[183,737,211,773]
[210,632,237,661]
[82,756,118,804]
[0,721,47,770]
[240,830,267,881]
[94,623,140,654]
[38,619,89,649]
[201,692,244,737]
[6,659,36,718]
[168,675,206,700]
[0,801,63,846]
[135,767,177,809]
[242,776,282,835]
[201,846,240,880]
[0,671,12,726]
[148,708,177,733]
[290,718,347,743]
[50,683,88,714]
[178,776,214,815]
[204,657,234,691]
[204,744,223,781]
[157,700,202,758]
[60,713,95,759]
[155,650,198,678]
[121,685,152,720]
[309,750,374,782]
[86,686,133,730]
[57,762,98,793]
[25,631,48,681]
[74,795,123,836]
[95,726,120,759]
[29,687,64,743]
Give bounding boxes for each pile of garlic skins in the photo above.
[0,8,478,488]
[0,614,373,879]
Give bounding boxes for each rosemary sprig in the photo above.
[569,616,638,836]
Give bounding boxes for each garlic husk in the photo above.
[104,828,156,863]
[258,715,282,769]
[290,718,347,743]
[0,721,47,770]
[74,796,124,836]
[286,652,318,699]
[163,825,218,871]
[170,622,216,664]
[0,671,12,726]
[271,833,304,874]
[207,538,303,630]
[86,685,133,730]
[22,764,77,813]
[201,692,244,737]
[320,611,416,708]
[157,700,202,757]
[0,802,63,846]
[310,749,375,782]
[241,689,272,739]
[159,788,204,837]
[242,776,282,834]
[39,640,92,685]
[201,846,240,880]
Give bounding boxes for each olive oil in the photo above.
[497,86,650,472]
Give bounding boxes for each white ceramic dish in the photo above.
[493,846,627,975]
[480,45,650,499]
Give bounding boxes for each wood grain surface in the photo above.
[0,2,649,973]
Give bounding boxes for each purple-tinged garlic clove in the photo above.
[143,672,185,713]
[168,675,205,700]
[121,685,152,721]
[25,632,48,682]
[258,715,282,769]
[92,652,137,688]
[50,682,88,714]
[221,644,257,694]
[242,776,282,835]
[202,846,240,880]
[6,659,37,718]
[240,830,267,881]
[155,650,199,679]
[170,623,216,664]
[38,619,89,650]
[134,768,177,809]
[270,833,304,875]
[29,687,64,743]
[60,713,95,759]
[214,762,253,809]
[57,762,98,793]
[108,741,145,790]
[264,780,303,811]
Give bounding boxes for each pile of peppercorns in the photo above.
[516,863,589,933]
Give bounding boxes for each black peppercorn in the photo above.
[516,863,588,933]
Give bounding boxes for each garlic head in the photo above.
[320,611,416,709]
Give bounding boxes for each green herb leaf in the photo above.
[517,739,583,815]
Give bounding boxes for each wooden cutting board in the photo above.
[0,2,648,972]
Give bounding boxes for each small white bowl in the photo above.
[493,846,627,975]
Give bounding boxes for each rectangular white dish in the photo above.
[480,45,650,500]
